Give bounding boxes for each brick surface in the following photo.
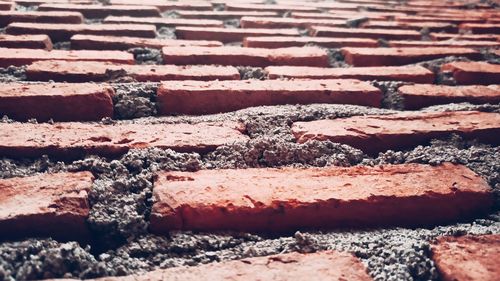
[396,15,483,24]
[292,11,405,20]
[14,0,93,5]
[0,11,83,26]
[103,16,223,28]
[0,34,52,49]
[225,3,318,12]
[0,48,134,67]
[162,46,330,67]
[0,121,247,158]
[240,16,346,29]
[310,26,422,40]
[0,82,114,121]
[460,23,500,34]
[0,1,13,11]
[177,10,278,20]
[441,61,500,85]
[431,235,500,281]
[362,21,457,32]
[157,79,382,115]
[244,36,378,48]
[292,111,500,154]
[175,26,300,43]
[341,47,481,66]
[26,60,240,82]
[6,22,157,41]
[430,32,500,41]
[108,0,212,11]
[150,163,492,233]
[388,40,500,48]
[0,172,93,241]
[38,4,161,18]
[266,65,434,83]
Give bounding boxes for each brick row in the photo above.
[388,40,500,48]
[244,36,378,48]
[38,4,161,18]
[396,15,484,24]
[149,163,492,233]
[0,11,83,27]
[310,26,422,40]
[0,1,13,11]
[225,3,318,12]
[441,61,500,85]
[70,35,222,50]
[175,26,300,43]
[430,32,500,41]
[361,21,457,32]
[0,34,52,50]
[108,0,213,11]
[177,10,279,20]
[460,23,500,34]
[103,16,224,28]
[240,16,347,29]
[292,11,406,20]
[14,0,93,5]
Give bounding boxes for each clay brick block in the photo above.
[266,65,434,83]
[310,26,422,40]
[341,47,481,67]
[441,61,500,85]
[362,20,457,32]
[38,4,161,18]
[71,35,222,50]
[162,46,330,67]
[26,60,240,82]
[175,26,300,43]
[0,1,13,11]
[0,172,93,241]
[292,111,500,154]
[150,163,492,233]
[0,121,248,158]
[0,82,114,121]
[225,3,318,12]
[14,0,93,5]
[103,16,223,28]
[108,0,212,11]
[430,32,500,41]
[6,22,157,41]
[177,11,278,20]
[244,36,378,48]
[0,11,83,27]
[431,235,500,281]
[460,23,500,34]
[0,34,53,50]
[399,84,500,109]
[292,11,405,20]
[240,16,346,29]
[388,40,500,48]
[157,79,382,115]
[0,48,134,67]
[396,15,483,25]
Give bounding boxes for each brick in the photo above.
[292,11,406,20]
[177,11,278,20]
[460,23,500,34]
[388,40,500,48]
[162,46,330,67]
[108,0,212,11]
[244,36,377,48]
[6,22,156,42]
[266,65,435,83]
[290,12,357,20]
[38,4,161,18]
[103,16,223,28]
[225,3,318,13]
[361,21,457,32]
[157,79,382,115]
[441,61,500,85]
[0,11,83,27]
[71,34,222,50]
[0,172,93,241]
[399,84,500,109]
[0,121,247,158]
[0,48,134,67]
[0,34,52,50]
[431,235,500,281]
[430,32,500,41]
[292,111,500,154]
[150,163,492,233]
[0,82,114,121]
[240,16,346,29]
[14,0,92,5]
[310,26,422,40]
[396,15,484,25]
[0,1,13,10]
[26,60,240,82]
[341,47,481,67]
[175,26,300,43]
[277,1,364,10]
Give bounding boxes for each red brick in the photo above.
[399,84,500,109]
[277,1,363,10]
[177,10,279,20]
[441,61,500,85]
[108,0,212,11]
[243,36,378,48]
[175,26,300,43]
[310,26,422,40]
[266,65,434,83]
[289,12,356,20]
[0,121,247,158]
[6,22,156,42]
[430,32,500,41]
[150,163,492,233]
[431,235,500,281]
[157,79,382,115]
[396,15,484,25]
[292,111,500,154]
[460,23,500,34]
[293,11,406,20]
[26,60,240,82]
[0,11,83,27]
[361,21,457,32]
[162,46,330,67]
[14,0,92,5]
[341,47,481,67]
[225,3,318,13]
[0,1,13,10]
[0,82,114,121]
[0,172,93,241]
[103,16,223,28]
[0,34,52,50]
[71,34,222,50]
[240,16,346,29]
[0,48,134,67]
[388,40,500,48]
[38,4,161,18]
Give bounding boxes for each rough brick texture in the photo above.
[175,26,300,43]
[0,11,83,26]
[310,26,422,40]
[243,36,378,48]
[103,16,224,28]
[441,61,500,85]
[0,34,53,50]
[37,4,161,18]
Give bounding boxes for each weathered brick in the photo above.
[0,172,93,241]
[460,23,500,34]
[0,121,247,158]
[441,61,500,85]
[292,111,500,154]
[175,26,300,43]
[266,65,434,83]
[430,32,500,41]
[150,163,492,233]
[396,15,483,24]
[103,16,223,28]
[240,16,346,29]
[177,10,278,20]
[0,82,114,121]
[14,0,92,5]
[292,11,406,20]
[276,1,363,10]
[431,235,500,281]
[0,48,134,67]
[0,34,52,49]
[162,46,330,67]
[26,60,240,82]
[361,21,457,32]
[71,34,222,50]
[0,1,13,10]
[38,4,161,18]
[244,36,377,48]
[310,26,422,40]
[157,79,382,115]
[225,3,318,12]
[6,22,157,41]
[0,11,83,26]
[108,0,212,11]
[388,40,500,48]
[341,47,481,66]
[399,84,500,109]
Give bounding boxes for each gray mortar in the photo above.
[156,27,176,40]
[128,48,163,65]
[371,80,409,110]
[237,67,266,80]
[112,83,158,119]
[326,48,350,68]
[0,66,26,82]
[416,56,471,85]
[52,42,71,50]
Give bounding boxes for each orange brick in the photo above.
[244,36,377,48]
[0,34,53,50]
[240,16,346,29]
[396,15,484,25]
[388,40,500,48]
[175,26,300,43]
[103,16,223,28]
[0,11,83,26]
[441,61,500,85]
[108,0,212,11]
[38,3,161,18]
[460,23,500,34]
[177,10,279,20]
[430,32,500,41]
[225,3,318,12]
[361,21,457,32]
[310,26,422,40]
